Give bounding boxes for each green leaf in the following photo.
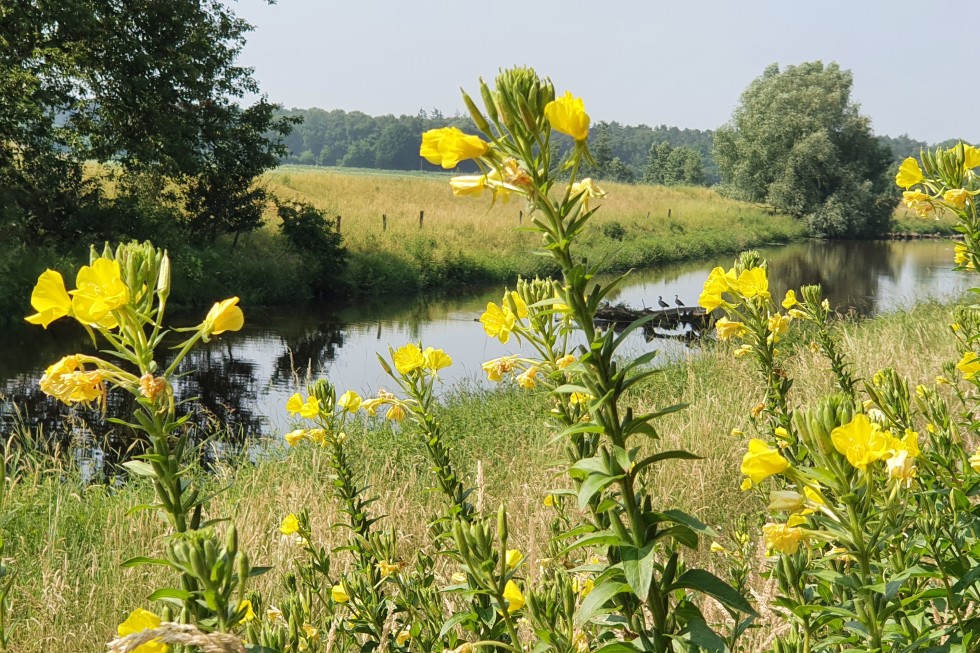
[438,611,474,638]
[592,643,640,653]
[632,450,702,475]
[670,569,757,616]
[658,509,715,537]
[621,543,656,601]
[570,456,608,476]
[577,473,623,510]
[148,587,193,601]
[121,556,172,568]
[574,580,629,628]
[558,531,620,557]
[122,460,155,477]
[674,603,727,652]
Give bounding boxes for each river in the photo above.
[0,239,971,471]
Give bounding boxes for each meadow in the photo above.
[3,298,962,652]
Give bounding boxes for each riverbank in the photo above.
[4,298,963,651]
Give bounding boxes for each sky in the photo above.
[232,0,978,144]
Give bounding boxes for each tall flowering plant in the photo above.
[26,242,257,645]
[425,67,755,652]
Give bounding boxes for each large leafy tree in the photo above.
[0,0,295,244]
[714,61,897,238]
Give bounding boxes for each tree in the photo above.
[0,0,295,244]
[644,141,705,186]
[714,61,896,237]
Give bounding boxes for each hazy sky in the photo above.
[232,0,978,144]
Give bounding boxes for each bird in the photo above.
[657,295,669,309]
[674,294,685,307]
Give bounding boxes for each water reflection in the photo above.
[2,239,971,457]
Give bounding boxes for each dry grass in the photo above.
[5,300,964,652]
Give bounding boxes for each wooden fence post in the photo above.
[419,210,424,229]
[668,208,672,218]
[519,210,523,224]
[382,213,387,232]
[335,215,342,232]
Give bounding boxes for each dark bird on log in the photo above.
[657,296,670,309]
[674,294,684,307]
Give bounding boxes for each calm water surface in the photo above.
[0,239,970,466]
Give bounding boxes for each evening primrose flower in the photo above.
[970,446,980,473]
[516,366,539,389]
[338,390,362,413]
[830,413,891,470]
[480,302,517,343]
[284,429,307,446]
[420,126,488,169]
[954,243,974,268]
[944,188,970,209]
[503,580,525,612]
[740,438,789,485]
[715,317,747,341]
[395,629,411,647]
[201,297,244,340]
[25,269,72,328]
[505,549,523,569]
[238,600,256,623]
[965,145,980,170]
[482,356,516,382]
[423,346,452,371]
[543,493,555,507]
[71,257,130,327]
[544,91,590,141]
[117,608,167,653]
[450,174,488,197]
[377,561,402,577]
[903,190,934,217]
[762,522,804,555]
[286,393,320,419]
[555,354,576,370]
[571,177,607,211]
[699,266,736,311]
[733,345,752,358]
[886,449,916,487]
[39,355,106,406]
[735,267,769,300]
[393,343,425,374]
[331,583,349,603]
[386,403,406,422]
[280,513,300,535]
[768,490,805,512]
[768,312,792,339]
[895,157,924,189]
[781,289,798,309]
[502,290,529,319]
[956,351,980,380]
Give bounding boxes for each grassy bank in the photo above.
[2,298,964,652]
[261,166,807,293]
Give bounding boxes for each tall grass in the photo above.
[3,299,963,652]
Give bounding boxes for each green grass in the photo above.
[1,298,967,652]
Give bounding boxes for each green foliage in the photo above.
[714,61,898,238]
[275,200,349,297]
[644,141,706,186]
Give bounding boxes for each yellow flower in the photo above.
[572,577,595,597]
[735,267,769,300]
[284,429,307,446]
[768,313,792,339]
[503,580,525,613]
[71,257,130,327]
[516,366,539,389]
[544,91,590,141]
[889,428,920,459]
[964,144,980,170]
[377,561,402,577]
[482,356,516,382]
[395,629,411,647]
[117,608,167,653]
[750,403,765,418]
[555,354,576,370]
[762,522,804,555]
[502,290,529,318]
[740,477,753,491]
[480,302,516,343]
[569,392,592,406]
[570,177,607,211]
[286,393,320,419]
[710,542,727,554]
[970,446,980,473]
[266,605,283,622]
[393,343,425,375]
[733,345,752,358]
[956,351,980,380]
[781,289,798,309]
[803,486,826,506]
[423,346,453,371]
[886,449,916,487]
[338,390,362,413]
[450,174,488,197]
[543,493,555,507]
[280,513,300,535]
[699,266,735,311]
[944,188,970,209]
[202,297,244,340]
[303,624,319,640]
[955,243,974,268]
[25,269,72,328]
[420,126,488,169]
[139,373,167,401]
[39,355,105,406]
[386,403,406,422]
[238,599,255,623]
[505,549,523,569]
[895,157,924,189]
[740,438,789,485]
[903,190,934,217]
[331,583,349,603]
[830,414,891,470]
[715,317,747,341]
[774,427,790,441]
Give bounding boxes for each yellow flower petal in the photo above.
[895,157,924,189]
[25,269,72,328]
[544,92,590,141]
